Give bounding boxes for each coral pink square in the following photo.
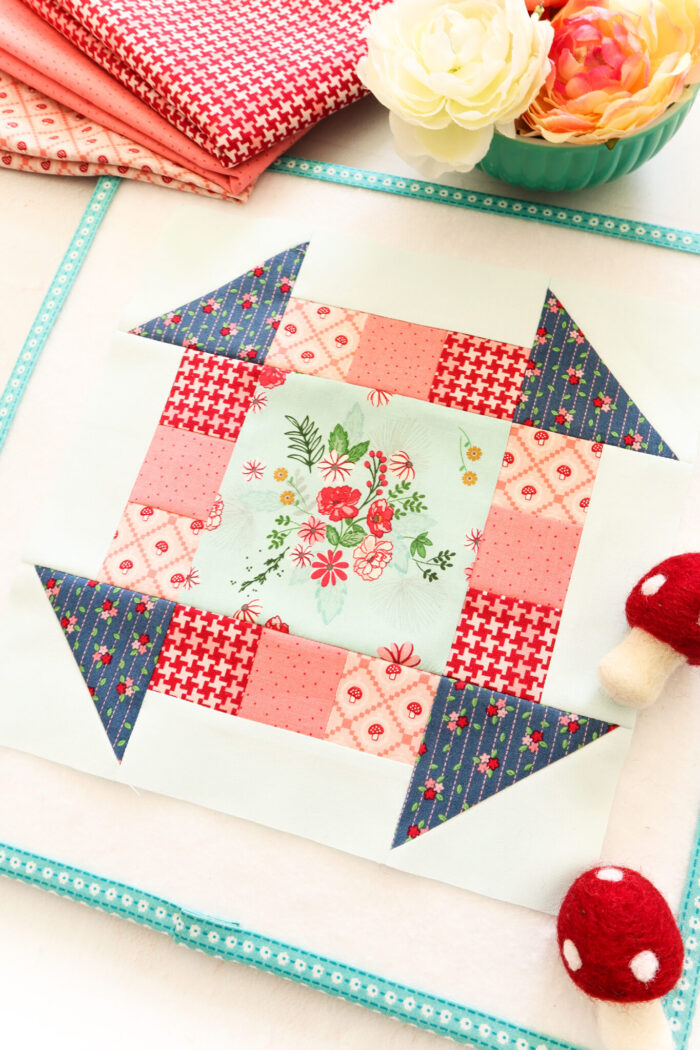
[347,314,448,401]
[130,424,233,520]
[238,629,347,738]
[470,506,582,609]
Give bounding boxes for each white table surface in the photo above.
[1,95,699,1050]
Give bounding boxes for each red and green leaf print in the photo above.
[236,416,456,599]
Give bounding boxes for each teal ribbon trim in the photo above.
[271,156,700,256]
[1,817,699,1049]
[0,176,120,454]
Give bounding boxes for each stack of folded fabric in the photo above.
[1,0,386,199]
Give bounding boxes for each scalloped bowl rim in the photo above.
[492,83,698,152]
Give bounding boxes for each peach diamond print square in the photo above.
[265,298,368,381]
[494,424,600,526]
[101,502,201,601]
[324,652,440,764]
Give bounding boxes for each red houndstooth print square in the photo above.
[429,332,530,420]
[150,605,262,715]
[444,588,561,703]
[160,349,259,443]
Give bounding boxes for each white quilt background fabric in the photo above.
[0,95,699,1050]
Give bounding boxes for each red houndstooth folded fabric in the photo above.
[0,0,293,193]
[20,0,387,168]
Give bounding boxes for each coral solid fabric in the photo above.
[470,505,582,609]
[347,315,449,400]
[20,0,385,167]
[0,0,286,193]
[238,630,347,738]
[130,425,233,521]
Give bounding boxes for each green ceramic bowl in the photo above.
[477,85,697,192]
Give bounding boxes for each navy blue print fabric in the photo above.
[514,290,676,459]
[131,242,308,364]
[392,678,616,845]
[37,567,175,760]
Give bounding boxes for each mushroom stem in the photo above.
[595,998,673,1050]
[598,626,685,709]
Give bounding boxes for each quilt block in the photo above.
[11,222,692,911]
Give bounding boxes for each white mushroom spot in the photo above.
[641,573,666,596]
[562,939,582,972]
[596,867,624,882]
[630,950,660,983]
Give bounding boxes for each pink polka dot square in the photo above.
[347,314,448,400]
[238,630,347,737]
[130,424,234,520]
[470,505,582,609]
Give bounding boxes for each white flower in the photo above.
[357,0,553,175]
[319,450,353,480]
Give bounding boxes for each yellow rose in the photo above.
[523,0,700,142]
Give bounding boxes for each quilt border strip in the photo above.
[0,175,120,454]
[1,815,699,1050]
[270,156,700,256]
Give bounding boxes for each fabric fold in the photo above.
[0,70,251,200]
[18,0,384,167]
[0,0,294,194]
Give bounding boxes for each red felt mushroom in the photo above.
[598,553,700,708]
[557,866,683,1050]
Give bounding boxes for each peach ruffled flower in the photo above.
[523,0,700,143]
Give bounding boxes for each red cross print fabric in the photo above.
[429,332,531,420]
[160,351,259,444]
[150,605,261,715]
[21,0,387,167]
[444,589,562,703]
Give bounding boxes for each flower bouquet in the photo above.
[358,0,700,190]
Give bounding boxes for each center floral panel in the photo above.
[190,370,510,673]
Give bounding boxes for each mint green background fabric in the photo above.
[190,372,510,673]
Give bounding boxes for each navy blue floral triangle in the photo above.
[36,567,175,761]
[130,242,308,364]
[513,290,676,459]
[392,678,616,846]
